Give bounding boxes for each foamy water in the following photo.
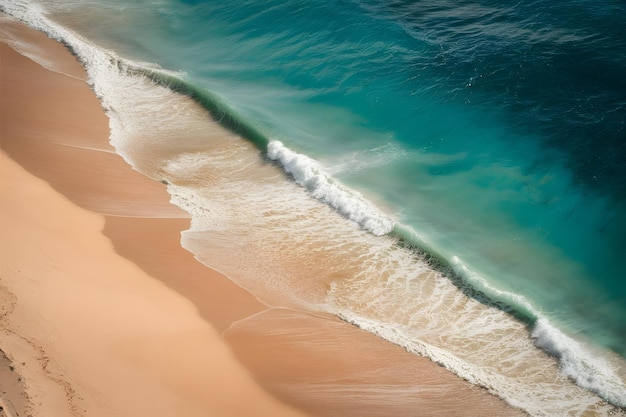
[2,1,625,415]
[267,140,393,236]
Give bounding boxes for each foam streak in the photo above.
[267,140,394,236]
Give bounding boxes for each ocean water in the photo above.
[3,0,626,415]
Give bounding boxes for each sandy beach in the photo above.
[0,16,527,417]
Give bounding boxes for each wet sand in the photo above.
[0,16,527,417]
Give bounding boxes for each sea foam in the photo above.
[453,254,626,408]
[532,318,626,408]
[267,140,394,236]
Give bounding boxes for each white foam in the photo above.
[267,140,394,236]
[327,244,626,416]
[0,0,190,167]
[334,304,623,417]
[532,317,626,408]
[453,254,626,408]
[0,1,123,111]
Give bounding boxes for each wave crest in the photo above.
[532,318,626,408]
[267,140,394,236]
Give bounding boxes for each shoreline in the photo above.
[0,15,528,417]
[0,19,304,417]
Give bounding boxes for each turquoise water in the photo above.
[4,0,626,412]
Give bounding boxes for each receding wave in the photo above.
[4,1,625,414]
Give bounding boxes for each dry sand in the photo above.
[0,16,527,417]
